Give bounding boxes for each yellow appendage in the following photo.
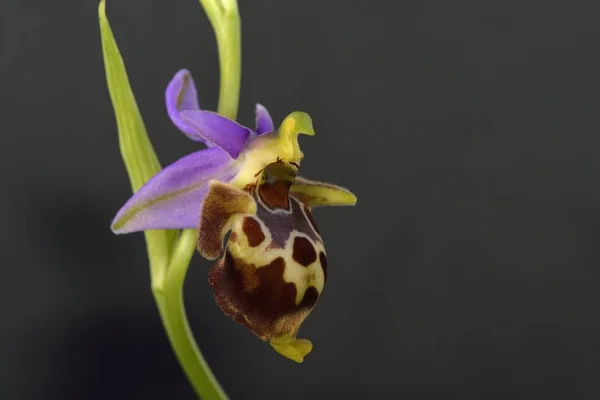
[270,337,313,363]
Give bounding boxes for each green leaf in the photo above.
[99,0,176,283]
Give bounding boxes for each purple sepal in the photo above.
[111,147,238,233]
[165,69,214,146]
[180,110,253,159]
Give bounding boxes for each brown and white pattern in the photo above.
[202,161,326,342]
[197,159,355,362]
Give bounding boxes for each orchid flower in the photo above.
[112,69,357,361]
[101,0,357,396]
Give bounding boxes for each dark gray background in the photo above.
[2,0,600,398]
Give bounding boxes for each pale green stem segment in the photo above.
[99,0,240,398]
[199,0,242,120]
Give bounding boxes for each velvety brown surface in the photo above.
[208,252,318,339]
[241,216,265,247]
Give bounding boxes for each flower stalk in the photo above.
[99,0,240,398]
[199,0,242,120]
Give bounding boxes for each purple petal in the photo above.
[180,110,253,159]
[166,69,215,145]
[111,147,238,233]
[255,103,274,135]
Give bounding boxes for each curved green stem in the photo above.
[200,0,241,120]
[154,229,227,400]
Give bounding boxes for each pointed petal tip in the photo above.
[110,216,127,235]
[175,67,191,76]
[110,207,140,235]
[166,69,207,142]
[342,188,358,205]
[255,103,275,135]
[255,103,266,112]
[346,192,358,206]
[98,0,106,18]
[324,189,357,207]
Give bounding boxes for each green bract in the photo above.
[98,0,176,285]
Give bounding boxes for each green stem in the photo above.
[153,230,227,400]
[201,0,241,120]
[151,0,242,399]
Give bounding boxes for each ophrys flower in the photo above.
[112,69,357,362]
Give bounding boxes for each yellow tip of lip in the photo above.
[270,337,313,363]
